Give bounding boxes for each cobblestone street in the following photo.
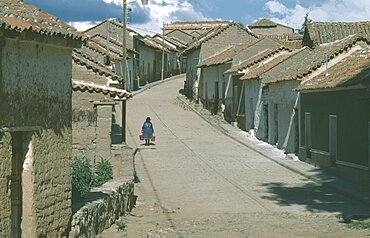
[100,75,370,237]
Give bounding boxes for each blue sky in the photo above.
[27,0,370,35]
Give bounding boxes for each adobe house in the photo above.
[223,42,293,132]
[135,35,170,84]
[296,36,370,181]
[72,48,130,166]
[259,35,369,154]
[181,23,258,100]
[151,34,182,76]
[196,37,289,127]
[302,21,370,48]
[72,80,132,178]
[165,29,193,44]
[249,18,294,36]
[85,20,139,91]
[0,1,83,237]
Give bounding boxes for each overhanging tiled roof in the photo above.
[262,34,370,85]
[197,39,261,68]
[139,37,170,53]
[72,80,132,98]
[225,46,292,74]
[72,49,123,82]
[182,23,258,55]
[0,0,84,41]
[304,21,370,47]
[296,54,370,91]
[240,53,295,80]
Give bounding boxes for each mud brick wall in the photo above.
[0,133,12,238]
[72,89,117,165]
[69,179,135,238]
[0,38,73,237]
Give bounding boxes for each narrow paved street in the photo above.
[104,75,370,237]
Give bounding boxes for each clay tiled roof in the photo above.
[182,23,258,55]
[139,37,170,53]
[304,21,370,47]
[85,20,137,51]
[164,20,231,31]
[240,53,295,80]
[151,37,178,52]
[0,0,84,41]
[197,39,261,68]
[261,34,370,85]
[72,80,132,99]
[249,18,293,29]
[225,46,291,74]
[72,49,123,82]
[296,53,370,91]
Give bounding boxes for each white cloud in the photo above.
[71,0,208,35]
[130,0,208,34]
[68,21,99,32]
[264,0,370,30]
[264,0,289,15]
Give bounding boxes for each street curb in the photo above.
[177,96,370,208]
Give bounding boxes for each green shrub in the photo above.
[72,156,93,200]
[92,158,113,187]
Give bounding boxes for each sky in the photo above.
[27,0,370,35]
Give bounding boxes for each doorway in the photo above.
[214,82,219,115]
[11,132,23,238]
[329,115,337,166]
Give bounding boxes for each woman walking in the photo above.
[142,117,154,145]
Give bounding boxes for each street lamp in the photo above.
[121,0,149,143]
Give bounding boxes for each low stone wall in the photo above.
[69,179,135,238]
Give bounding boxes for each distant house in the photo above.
[296,35,370,178]
[222,38,293,131]
[0,1,83,237]
[165,29,193,44]
[136,36,170,84]
[257,34,369,154]
[302,21,370,48]
[249,18,294,36]
[151,34,181,76]
[85,20,138,90]
[181,23,258,100]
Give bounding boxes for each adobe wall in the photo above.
[0,132,12,237]
[72,89,119,166]
[0,38,73,237]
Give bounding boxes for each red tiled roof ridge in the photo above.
[72,80,132,98]
[182,22,258,55]
[0,0,84,41]
[85,41,120,61]
[225,46,292,74]
[296,53,370,91]
[262,35,370,85]
[72,50,122,81]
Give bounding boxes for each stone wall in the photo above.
[69,179,135,238]
[0,38,73,237]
